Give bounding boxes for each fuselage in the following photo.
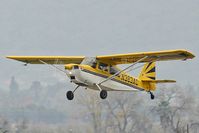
[65,63,151,92]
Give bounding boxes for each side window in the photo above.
[110,66,119,75]
[91,62,97,68]
[98,62,108,72]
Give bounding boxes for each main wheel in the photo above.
[100,90,107,99]
[66,91,74,100]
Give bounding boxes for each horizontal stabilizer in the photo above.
[142,79,176,83]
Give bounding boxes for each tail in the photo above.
[139,62,176,91]
[139,62,156,80]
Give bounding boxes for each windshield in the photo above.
[81,57,97,68]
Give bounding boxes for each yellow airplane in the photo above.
[7,49,195,100]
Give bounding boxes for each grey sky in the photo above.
[0,0,199,89]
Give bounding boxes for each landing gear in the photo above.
[66,91,74,100]
[66,86,79,100]
[100,90,108,99]
[95,84,108,99]
[149,91,155,100]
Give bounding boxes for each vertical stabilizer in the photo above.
[139,62,156,80]
[139,62,156,91]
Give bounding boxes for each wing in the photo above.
[6,56,85,64]
[97,49,195,64]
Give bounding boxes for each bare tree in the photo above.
[0,117,9,133]
[79,90,153,133]
[9,76,19,97]
[16,119,29,133]
[78,90,103,133]
[104,92,152,133]
[152,85,197,133]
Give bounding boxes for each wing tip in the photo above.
[6,56,15,59]
[6,56,24,60]
[175,49,195,59]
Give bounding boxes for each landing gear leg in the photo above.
[95,84,108,99]
[66,86,79,100]
[149,91,155,100]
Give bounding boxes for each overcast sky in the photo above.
[0,0,199,90]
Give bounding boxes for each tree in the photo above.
[78,90,103,133]
[104,92,152,133]
[152,85,197,133]
[9,76,19,96]
[0,117,9,133]
[79,90,153,133]
[29,81,42,98]
[16,119,28,133]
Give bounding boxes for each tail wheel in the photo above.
[66,91,74,100]
[149,91,155,100]
[100,90,107,99]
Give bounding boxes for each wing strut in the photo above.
[39,60,68,75]
[99,56,149,85]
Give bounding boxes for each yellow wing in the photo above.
[97,49,195,64]
[6,56,85,64]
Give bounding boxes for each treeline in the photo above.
[78,85,199,133]
[0,77,199,133]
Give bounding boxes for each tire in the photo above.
[66,91,74,100]
[100,90,107,99]
[150,92,155,100]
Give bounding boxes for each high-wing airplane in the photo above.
[7,49,195,100]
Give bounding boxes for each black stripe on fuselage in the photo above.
[81,69,144,91]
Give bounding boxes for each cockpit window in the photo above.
[98,62,108,72]
[91,62,97,68]
[110,65,119,75]
[81,57,97,68]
